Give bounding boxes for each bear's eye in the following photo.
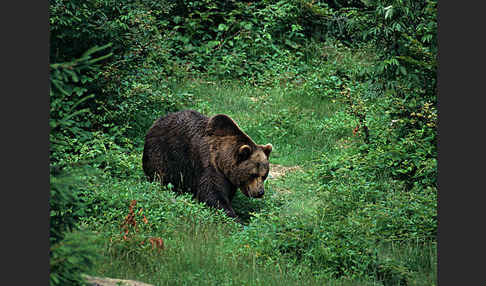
[251,174,259,179]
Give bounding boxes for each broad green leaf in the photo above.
[218,23,228,31]
[207,40,220,49]
[384,5,393,19]
[399,66,407,76]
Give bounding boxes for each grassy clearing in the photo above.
[62,42,436,285]
[73,78,436,285]
[77,80,346,284]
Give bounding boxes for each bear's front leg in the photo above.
[200,192,242,224]
[201,189,238,219]
[197,171,239,221]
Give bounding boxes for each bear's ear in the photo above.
[206,114,242,137]
[262,144,272,157]
[238,144,252,161]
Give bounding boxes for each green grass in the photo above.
[94,223,317,286]
[179,80,348,167]
[66,47,436,285]
[73,79,436,285]
[78,81,349,284]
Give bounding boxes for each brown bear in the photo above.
[142,110,272,219]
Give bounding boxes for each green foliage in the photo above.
[49,0,436,284]
[49,78,436,284]
[188,81,436,283]
[50,0,196,166]
[50,169,84,244]
[49,0,174,63]
[231,159,436,281]
[50,44,113,164]
[50,167,100,286]
[50,231,100,286]
[311,0,438,190]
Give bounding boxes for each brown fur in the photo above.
[142,110,272,219]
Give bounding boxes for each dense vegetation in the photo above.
[49,0,437,285]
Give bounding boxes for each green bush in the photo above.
[50,44,113,164]
[50,168,100,285]
[230,156,436,281]
[50,0,196,166]
[50,231,100,286]
[50,170,84,244]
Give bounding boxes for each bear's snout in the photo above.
[255,188,264,198]
[242,176,266,199]
[242,186,265,198]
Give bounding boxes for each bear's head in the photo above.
[206,114,272,198]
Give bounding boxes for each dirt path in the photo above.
[268,163,302,180]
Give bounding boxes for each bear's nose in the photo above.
[257,188,264,197]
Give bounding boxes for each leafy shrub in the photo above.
[50,0,196,167]
[50,231,100,286]
[50,44,113,163]
[230,165,435,281]
[232,202,376,278]
[50,169,84,244]
[50,167,100,285]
